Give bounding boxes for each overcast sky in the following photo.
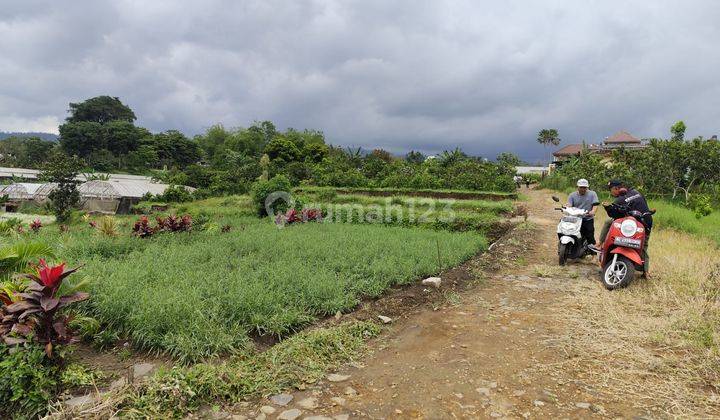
[1,1,719,161]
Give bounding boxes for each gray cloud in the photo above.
[1,0,719,161]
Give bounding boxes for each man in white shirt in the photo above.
[566,178,600,246]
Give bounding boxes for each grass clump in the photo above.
[122,321,379,417]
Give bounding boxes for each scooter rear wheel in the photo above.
[602,255,635,290]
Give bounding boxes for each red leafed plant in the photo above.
[29,219,42,233]
[302,208,323,222]
[0,259,88,357]
[156,214,192,232]
[133,214,192,238]
[132,216,155,238]
[275,208,323,226]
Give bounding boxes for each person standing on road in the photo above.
[513,175,522,189]
[566,179,599,247]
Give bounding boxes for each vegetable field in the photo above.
[81,221,484,362]
[0,184,515,417]
[15,191,505,363]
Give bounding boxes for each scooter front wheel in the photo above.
[558,243,568,266]
[602,255,635,290]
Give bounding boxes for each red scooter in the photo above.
[599,207,655,290]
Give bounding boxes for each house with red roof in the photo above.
[552,130,646,163]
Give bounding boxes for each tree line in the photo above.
[0,96,518,195]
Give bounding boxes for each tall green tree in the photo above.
[66,96,136,124]
[39,153,84,222]
[405,150,426,165]
[670,120,686,141]
[150,130,202,168]
[496,152,522,167]
[58,121,103,158]
[0,136,55,168]
[103,120,148,156]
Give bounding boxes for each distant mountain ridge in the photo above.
[0,131,58,141]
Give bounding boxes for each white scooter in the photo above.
[552,196,592,265]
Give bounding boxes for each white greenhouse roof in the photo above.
[78,180,171,199]
[0,182,44,199]
[2,180,180,200]
[0,167,188,200]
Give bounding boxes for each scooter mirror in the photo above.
[551,196,560,202]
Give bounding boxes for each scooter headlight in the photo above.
[620,219,638,237]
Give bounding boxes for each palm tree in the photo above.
[439,147,468,167]
[537,129,561,161]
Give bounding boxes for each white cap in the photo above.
[577,179,589,187]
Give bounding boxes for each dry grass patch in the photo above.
[533,263,563,278]
[553,229,720,417]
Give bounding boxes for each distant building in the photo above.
[601,130,644,150]
[552,130,647,164]
[0,166,193,214]
[515,166,548,176]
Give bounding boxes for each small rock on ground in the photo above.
[378,315,392,324]
[132,362,156,382]
[476,387,491,397]
[328,373,351,382]
[297,397,318,409]
[278,408,302,420]
[65,394,96,409]
[330,396,347,406]
[260,405,276,414]
[109,377,127,390]
[270,393,294,406]
[422,277,442,288]
[575,402,592,409]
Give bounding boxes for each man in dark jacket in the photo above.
[591,179,653,275]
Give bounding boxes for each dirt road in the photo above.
[232,189,657,419]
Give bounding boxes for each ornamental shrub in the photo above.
[250,174,292,217]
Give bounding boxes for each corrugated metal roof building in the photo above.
[1,177,190,214]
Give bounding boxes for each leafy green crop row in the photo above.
[294,186,517,200]
[297,192,515,214]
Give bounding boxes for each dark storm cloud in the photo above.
[1,0,719,161]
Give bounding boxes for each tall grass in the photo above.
[649,200,720,246]
[78,219,485,362]
[559,225,720,416]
